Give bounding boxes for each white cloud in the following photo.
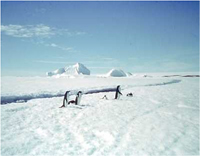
[1,24,55,38]
[50,43,58,47]
[1,24,86,38]
[60,30,86,37]
[46,43,74,52]
[75,31,86,35]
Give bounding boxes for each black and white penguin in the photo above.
[60,91,70,108]
[68,91,83,105]
[115,85,123,99]
[127,93,133,97]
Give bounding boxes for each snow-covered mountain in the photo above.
[46,63,90,76]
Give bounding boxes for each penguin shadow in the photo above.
[67,105,83,109]
[101,92,134,101]
[66,103,93,109]
[79,104,93,107]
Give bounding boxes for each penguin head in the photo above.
[117,85,121,92]
[65,91,70,98]
[77,91,83,96]
[65,91,70,94]
[117,85,121,89]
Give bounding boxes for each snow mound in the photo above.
[46,63,90,76]
[106,69,127,77]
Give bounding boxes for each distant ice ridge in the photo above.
[46,63,90,76]
[46,68,65,76]
[106,69,132,77]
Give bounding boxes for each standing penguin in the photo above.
[60,91,70,108]
[68,91,83,105]
[115,85,123,99]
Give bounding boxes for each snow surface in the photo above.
[46,63,90,77]
[1,73,199,156]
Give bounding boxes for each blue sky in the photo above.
[1,1,199,76]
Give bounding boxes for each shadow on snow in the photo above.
[1,79,181,105]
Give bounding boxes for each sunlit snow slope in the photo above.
[1,74,199,156]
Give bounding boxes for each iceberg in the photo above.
[46,63,90,76]
[106,69,127,77]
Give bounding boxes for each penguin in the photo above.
[127,93,133,97]
[102,95,108,100]
[68,91,83,105]
[115,85,123,99]
[60,91,70,108]
[75,91,83,105]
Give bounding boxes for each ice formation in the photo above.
[106,69,127,77]
[46,63,90,76]
[65,63,90,75]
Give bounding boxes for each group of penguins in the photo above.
[60,85,133,108]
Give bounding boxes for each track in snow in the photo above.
[1,79,181,105]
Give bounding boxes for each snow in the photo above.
[1,73,199,156]
[46,68,65,76]
[106,69,127,77]
[126,72,132,77]
[46,63,90,77]
[70,63,90,75]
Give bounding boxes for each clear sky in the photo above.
[1,1,199,76]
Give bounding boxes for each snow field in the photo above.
[1,76,199,156]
